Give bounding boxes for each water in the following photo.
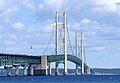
[0,75,120,83]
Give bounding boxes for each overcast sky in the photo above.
[0,0,120,68]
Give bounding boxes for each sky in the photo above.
[0,0,120,68]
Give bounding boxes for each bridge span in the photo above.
[0,53,94,76]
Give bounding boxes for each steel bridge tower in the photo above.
[76,32,79,75]
[81,32,85,75]
[55,11,68,75]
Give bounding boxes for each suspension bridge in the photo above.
[0,11,94,76]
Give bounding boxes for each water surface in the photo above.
[0,75,120,83]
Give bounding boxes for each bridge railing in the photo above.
[0,54,40,66]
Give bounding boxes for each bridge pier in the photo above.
[75,65,79,75]
[55,63,59,75]
[48,63,51,75]
[28,64,35,76]
[14,65,20,76]
[34,56,48,76]
[55,61,64,75]
[6,67,12,76]
[23,64,28,76]
[87,67,91,74]
[31,65,36,76]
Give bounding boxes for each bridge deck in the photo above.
[0,53,94,74]
[0,53,40,66]
[47,54,88,69]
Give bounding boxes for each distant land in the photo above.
[50,68,120,75]
[92,68,120,75]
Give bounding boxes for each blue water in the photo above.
[0,75,120,83]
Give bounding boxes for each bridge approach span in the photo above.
[47,54,94,74]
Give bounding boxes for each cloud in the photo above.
[24,0,120,27]
[0,1,20,22]
[0,0,35,10]
[6,41,15,45]
[36,0,120,54]
[95,46,106,51]
[113,0,120,3]
[0,7,19,22]
[88,46,106,51]
[13,22,26,30]
[71,19,102,32]
[67,18,120,53]
[85,32,96,37]
[81,18,90,24]
[21,0,35,10]
[94,0,117,12]
[0,0,35,22]
[38,0,64,11]
[36,0,67,21]
[43,20,54,33]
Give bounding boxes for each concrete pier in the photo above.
[34,56,48,76]
[23,64,28,76]
[28,64,35,76]
[48,63,51,75]
[30,65,35,76]
[87,67,91,74]
[15,65,20,76]
[6,67,12,76]
[55,63,59,75]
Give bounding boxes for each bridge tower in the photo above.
[81,32,85,75]
[76,32,79,74]
[55,11,68,75]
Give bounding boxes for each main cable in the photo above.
[66,21,75,56]
[41,26,55,55]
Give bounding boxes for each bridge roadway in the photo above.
[0,53,94,75]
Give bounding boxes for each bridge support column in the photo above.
[63,12,68,75]
[48,63,51,75]
[55,11,68,75]
[75,65,79,75]
[6,67,12,76]
[75,32,79,75]
[55,63,59,75]
[28,64,35,76]
[15,65,20,76]
[87,67,91,74]
[34,56,48,76]
[23,64,28,76]
[81,32,85,75]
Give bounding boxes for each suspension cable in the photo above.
[78,38,81,59]
[84,44,87,65]
[59,28,64,53]
[41,26,55,55]
[66,21,75,56]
